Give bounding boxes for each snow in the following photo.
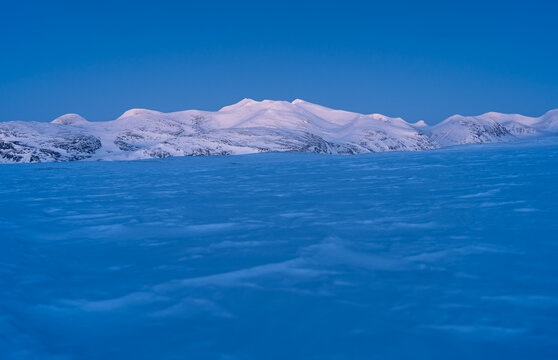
[2,136,558,359]
[3,99,558,163]
[412,120,428,127]
[51,114,89,125]
[538,109,558,130]
[430,114,514,146]
[476,112,538,126]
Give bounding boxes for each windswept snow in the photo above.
[1,137,558,359]
[1,99,557,163]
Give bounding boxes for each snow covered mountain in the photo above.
[429,114,515,146]
[1,99,557,163]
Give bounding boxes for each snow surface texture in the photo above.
[1,98,557,163]
[2,137,558,359]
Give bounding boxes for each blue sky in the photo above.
[1,0,557,124]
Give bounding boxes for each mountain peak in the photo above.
[541,108,558,118]
[412,120,428,127]
[117,108,163,119]
[537,108,558,130]
[51,113,89,125]
[219,98,300,113]
[218,98,258,112]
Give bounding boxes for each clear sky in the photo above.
[1,0,557,124]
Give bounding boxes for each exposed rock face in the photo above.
[0,99,556,163]
[0,125,102,163]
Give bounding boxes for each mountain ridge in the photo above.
[1,99,557,163]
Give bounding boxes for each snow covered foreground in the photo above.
[2,137,558,359]
[2,98,558,163]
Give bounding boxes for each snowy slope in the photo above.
[1,99,557,163]
[430,114,515,146]
[536,109,558,131]
[429,109,558,144]
[3,138,558,359]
